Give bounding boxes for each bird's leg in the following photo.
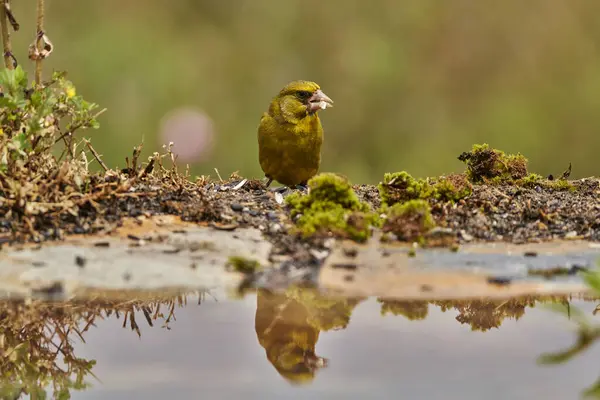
[295,182,308,192]
[264,176,273,188]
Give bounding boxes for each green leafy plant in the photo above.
[0,66,104,174]
[538,262,600,399]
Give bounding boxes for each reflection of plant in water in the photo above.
[539,267,600,399]
[254,286,364,385]
[433,297,543,332]
[375,296,575,331]
[0,291,200,399]
[378,299,429,320]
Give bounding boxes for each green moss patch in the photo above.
[382,199,435,242]
[378,171,472,207]
[228,256,262,274]
[285,173,377,242]
[458,143,528,184]
[431,174,473,202]
[516,173,577,192]
[378,171,433,206]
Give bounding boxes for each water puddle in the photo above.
[2,288,600,399]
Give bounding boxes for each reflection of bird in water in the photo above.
[254,287,365,385]
[254,289,327,385]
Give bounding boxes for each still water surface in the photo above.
[2,290,600,400]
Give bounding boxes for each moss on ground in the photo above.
[516,173,577,192]
[458,143,528,184]
[431,174,473,202]
[382,199,435,242]
[378,171,434,206]
[378,171,472,207]
[285,173,378,242]
[228,256,262,274]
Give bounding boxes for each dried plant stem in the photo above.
[35,0,45,84]
[84,139,109,172]
[0,0,13,69]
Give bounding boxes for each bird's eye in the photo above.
[296,90,312,99]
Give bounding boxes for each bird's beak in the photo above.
[308,89,334,113]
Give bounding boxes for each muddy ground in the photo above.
[0,173,599,300]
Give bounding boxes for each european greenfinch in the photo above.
[257,80,333,188]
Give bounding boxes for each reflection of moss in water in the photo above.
[378,299,429,320]
[375,296,591,332]
[255,286,365,385]
[432,296,573,332]
[0,291,199,398]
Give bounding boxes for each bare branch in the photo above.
[0,0,13,69]
[35,0,46,84]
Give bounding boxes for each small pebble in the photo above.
[267,212,279,221]
[163,248,181,254]
[230,203,243,212]
[310,249,329,260]
[331,263,357,271]
[270,224,283,233]
[323,238,336,249]
[343,248,358,258]
[249,210,259,217]
[459,230,474,242]
[524,251,538,257]
[31,282,64,297]
[75,255,87,268]
[210,222,238,231]
[487,277,512,286]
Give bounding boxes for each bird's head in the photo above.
[269,80,334,124]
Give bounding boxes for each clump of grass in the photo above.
[286,173,377,242]
[458,143,528,183]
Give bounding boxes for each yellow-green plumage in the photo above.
[258,81,333,187]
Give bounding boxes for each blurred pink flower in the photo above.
[158,108,215,163]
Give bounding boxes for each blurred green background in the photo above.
[10,0,600,183]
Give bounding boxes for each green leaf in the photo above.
[57,388,71,400]
[583,268,600,295]
[542,302,590,327]
[0,66,28,94]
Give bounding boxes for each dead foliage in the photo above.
[0,290,204,398]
